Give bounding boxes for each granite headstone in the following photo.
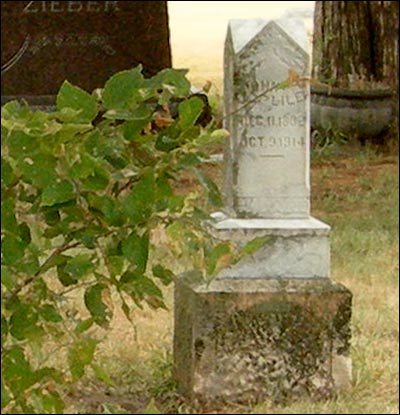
[1,1,171,106]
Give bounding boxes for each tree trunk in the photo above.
[312,1,398,88]
[312,1,399,145]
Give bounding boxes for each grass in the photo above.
[63,53,399,414]
[63,139,399,414]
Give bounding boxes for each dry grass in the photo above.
[64,41,398,412]
[64,143,399,415]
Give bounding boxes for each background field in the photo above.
[168,1,315,90]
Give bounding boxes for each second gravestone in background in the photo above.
[1,1,171,106]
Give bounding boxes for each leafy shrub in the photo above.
[1,66,231,413]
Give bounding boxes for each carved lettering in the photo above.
[238,114,264,127]
[50,1,63,12]
[23,1,38,13]
[27,34,115,56]
[240,135,305,148]
[68,1,83,12]
[87,1,100,12]
[23,1,120,13]
[238,114,306,128]
[104,1,120,11]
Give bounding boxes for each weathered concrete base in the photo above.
[174,275,352,405]
[208,214,331,279]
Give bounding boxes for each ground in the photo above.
[64,140,399,414]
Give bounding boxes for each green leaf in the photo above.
[1,266,18,290]
[5,131,38,159]
[1,158,16,187]
[193,169,223,207]
[82,169,110,191]
[106,255,125,278]
[2,346,37,396]
[206,242,232,276]
[91,363,114,387]
[40,390,65,414]
[56,80,98,123]
[41,180,75,207]
[70,154,110,191]
[72,226,104,249]
[15,251,40,277]
[1,199,18,233]
[43,208,61,226]
[152,265,175,286]
[18,153,57,188]
[123,118,153,141]
[1,315,8,344]
[70,154,98,179]
[1,376,12,409]
[102,66,146,110]
[39,304,62,323]
[178,97,204,130]
[122,170,155,225]
[18,223,31,245]
[1,234,26,265]
[151,68,191,102]
[74,318,94,334]
[63,255,94,280]
[120,271,162,301]
[68,338,98,381]
[84,284,112,327]
[9,304,41,341]
[40,253,69,274]
[122,231,149,274]
[240,236,275,257]
[88,194,123,226]
[103,105,152,122]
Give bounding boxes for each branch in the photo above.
[222,73,331,120]
[5,241,81,304]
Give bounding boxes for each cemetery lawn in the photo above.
[64,142,399,415]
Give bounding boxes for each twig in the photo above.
[6,241,81,304]
[222,74,330,120]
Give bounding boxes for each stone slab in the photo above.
[1,1,171,105]
[174,275,352,405]
[208,214,331,279]
[223,18,311,219]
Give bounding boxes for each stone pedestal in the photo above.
[209,214,331,279]
[173,15,353,406]
[174,275,352,404]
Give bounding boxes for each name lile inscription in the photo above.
[23,1,120,13]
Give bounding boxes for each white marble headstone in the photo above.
[224,18,311,219]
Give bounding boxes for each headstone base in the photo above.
[208,214,331,279]
[174,275,352,405]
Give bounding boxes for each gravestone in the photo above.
[1,1,171,106]
[174,18,352,405]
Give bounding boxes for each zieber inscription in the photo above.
[23,1,120,13]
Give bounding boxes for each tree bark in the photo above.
[312,1,399,144]
[312,1,398,88]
